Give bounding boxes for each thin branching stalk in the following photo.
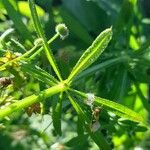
[0,33,59,70]
[29,0,63,81]
[29,33,59,60]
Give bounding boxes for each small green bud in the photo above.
[55,23,69,40]
[34,38,43,46]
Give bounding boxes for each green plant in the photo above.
[0,0,147,149]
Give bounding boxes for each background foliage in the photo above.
[0,0,150,149]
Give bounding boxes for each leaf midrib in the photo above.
[68,35,108,82]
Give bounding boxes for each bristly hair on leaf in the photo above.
[67,27,112,83]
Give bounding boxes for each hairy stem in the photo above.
[0,82,67,119]
[29,33,59,60]
[29,0,62,81]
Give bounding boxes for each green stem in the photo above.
[0,82,67,119]
[29,0,62,81]
[0,33,59,71]
[69,88,86,98]
[29,33,59,60]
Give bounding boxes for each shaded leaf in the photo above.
[52,93,63,136]
[65,134,88,147]
[88,130,111,150]
[74,56,127,81]
[21,63,58,86]
[59,7,93,44]
[77,114,84,135]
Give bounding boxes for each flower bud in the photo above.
[34,38,43,46]
[55,23,69,40]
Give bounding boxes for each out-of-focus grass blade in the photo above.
[28,0,62,81]
[52,93,63,136]
[74,57,127,81]
[18,1,45,18]
[135,83,150,111]
[65,134,88,148]
[10,39,27,53]
[2,0,33,42]
[59,7,93,45]
[77,114,84,135]
[21,63,58,86]
[88,130,111,150]
[109,67,128,101]
[67,27,112,83]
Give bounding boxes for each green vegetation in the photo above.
[0,0,150,149]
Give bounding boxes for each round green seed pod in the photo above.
[34,38,43,46]
[55,23,69,40]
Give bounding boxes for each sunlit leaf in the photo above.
[94,96,144,123]
[67,27,112,83]
[21,63,58,86]
[18,1,45,18]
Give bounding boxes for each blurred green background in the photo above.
[0,0,150,149]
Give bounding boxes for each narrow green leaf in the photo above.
[65,134,88,147]
[52,93,63,136]
[2,0,33,42]
[59,7,93,44]
[67,93,86,121]
[135,83,150,111]
[10,38,27,53]
[70,89,144,123]
[77,114,84,135]
[88,130,111,150]
[21,64,58,86]
[28,0,62,81]
[94,96,144,123]
[67,27,112,83]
